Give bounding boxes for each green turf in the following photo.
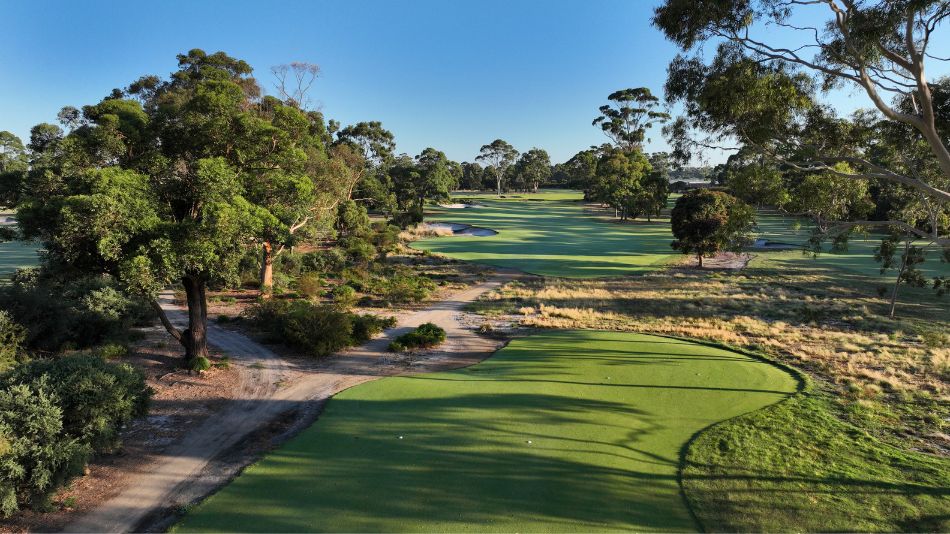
[176,331,798,532]
[0,239,39,282]
[413,199,676,277]
[684,393,950,532]
[752,210,950,280]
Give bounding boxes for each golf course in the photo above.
[176,331,798,532]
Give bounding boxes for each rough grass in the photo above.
[684,392,950,532]
[175,331,797,532]
[470,261,950,454]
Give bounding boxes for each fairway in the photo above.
[413,199,676,277]
[177,331,798,532]
[0,239,39,282]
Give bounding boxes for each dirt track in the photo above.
[66,275,511,533]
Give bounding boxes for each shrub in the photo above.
[0,379,88,517]
[343,237,376,266]
[378,273,435,305]
[332,285,358,309]
[244,300,380,358]
[297,272,322,299]
[0,311,26,372]
[301,248,346,274]
[0,274,153,353]
[1,354,151,451]
[352,315,397,344]
[389,322,446,352]
[0,355,150,516]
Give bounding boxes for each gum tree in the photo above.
[476,139,519,195]
[14,50,336,368]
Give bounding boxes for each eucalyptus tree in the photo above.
[13,49,343,368]
[592,88,670,152]
[512,148,552,192]
[654,0,950,226]
[476,139,519,195]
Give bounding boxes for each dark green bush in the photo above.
[389,322,446,352]
[352,315,397,344]
[301,248,347,274]
[343,237,376,266]
[0,354,150,516]
[378,272,436,305]
[332,285,358,309]
[0,272,153,353]
[2,354,151,451]
[0,379,89,517]
[244,300,389,358]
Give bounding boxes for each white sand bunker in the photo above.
[438,203,484,209]
[427,222,498,237]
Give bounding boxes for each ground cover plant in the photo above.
[176,330,797,532]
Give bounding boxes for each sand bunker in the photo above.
[427,222,497,237]
[438,203,483,209]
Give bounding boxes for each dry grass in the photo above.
[470,265,950,454]
[399,224,455,241]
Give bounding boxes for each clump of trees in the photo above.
[654,0,950,313]
[670,189,755,267]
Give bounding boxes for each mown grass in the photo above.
[414,199,676,277]
[0,239,39,282]
[176,330,797,532]
[470,261,949,453]
[684,391,950,532]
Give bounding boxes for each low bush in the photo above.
[301,248,346,274]
[244,300,392,358]
[0,354,151,516]
[377,272,435,305]
[331,285,358,309]
[389,323,446,352]
[0,272,153,353]
[352,315,397,344]
[0,311,26,372]
[297,272,322,299]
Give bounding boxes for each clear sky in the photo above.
[2,1,948,165]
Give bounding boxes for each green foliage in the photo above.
[2,354,151,451]
[374,270,436,306]
[671,189,755,265]
[187,356,212,372]
[592,88,670,151]
[389,322,446,352]
[331,285,358,309]
[300,248,346,274]
[342,237,376,267]
[244,300,390,358]
[0,311,26,372]
[0,273,153,353]
[0,379,87,517]
[0,355,150,516]
[335,200,371,239]
[510,148,552,192]
[590,148,657,220]
[296,272,322,299]
[476,139,519,194]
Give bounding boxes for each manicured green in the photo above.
[414,198,676,277]
[684,392,950,532]
[177,331,797,532]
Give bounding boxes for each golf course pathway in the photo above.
[66,275,513,533]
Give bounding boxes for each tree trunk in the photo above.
[260,241,274,293]
[496,173,502,196]
[697,254,704,268]
[888,242,909,318]
[181,276,209,362]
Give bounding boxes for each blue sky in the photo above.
[2,1,948,165]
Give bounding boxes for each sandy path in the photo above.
[66,276,510,533]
